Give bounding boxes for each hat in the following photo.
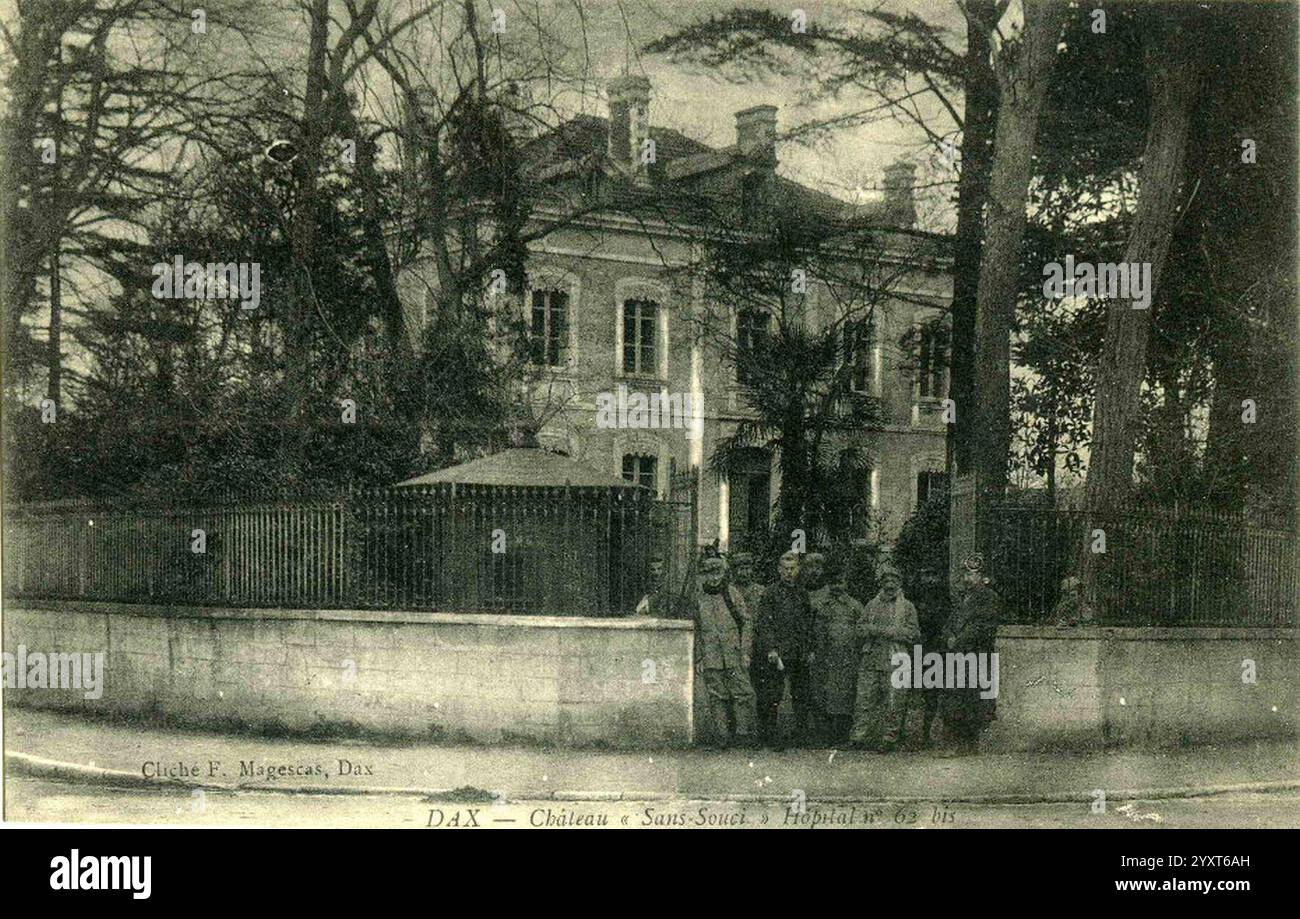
[702,556,727,573]
[961,554,984,573]
[877,562,902,583]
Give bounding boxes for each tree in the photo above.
[645,3,998,476]
[1,0,267,406]
[667,182,921,548]
[1082,12,1201,510]
[968,0,1068,509]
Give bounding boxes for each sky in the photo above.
[536,0,966,218]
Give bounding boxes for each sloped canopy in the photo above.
[395,447,641,490]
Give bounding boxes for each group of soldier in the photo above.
[639,548,1003,752]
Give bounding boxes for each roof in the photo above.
[395,447,641,490]
[524,113,883,225]
[526,114,716,175]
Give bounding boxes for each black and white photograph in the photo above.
[0,0,1295,864]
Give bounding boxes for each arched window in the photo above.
[621,453,658,490]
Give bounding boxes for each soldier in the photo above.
[729,551,765,612]
[851,561,920,752]
[910,567,950,748]
[940,554,1003,752]
[634,552,676,618]
[693,556,757,748]
[753,550,815,750]
[809,553,865,746]
[801,552,827,595]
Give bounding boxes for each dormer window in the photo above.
[741,172,766,218]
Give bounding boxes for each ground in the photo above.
[5,707,1298,828]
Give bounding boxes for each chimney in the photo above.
[735,105,778,165]
[882,159,917,228]
[607,74,652,185]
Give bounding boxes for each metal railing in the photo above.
[3,484,696,618]
[987,504,1297,627]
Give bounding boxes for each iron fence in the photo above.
[2,484,697,618]
[986,504,1297,627]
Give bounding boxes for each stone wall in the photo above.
[988,626,1298,751]
[3,601,694,748]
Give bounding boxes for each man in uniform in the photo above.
[810,553,865,745]
[910,567,950,748]
[851,561,920,752]
[634,553,677,618]
[940,554,1003,752]
[801,552,827,595]
[693,556,757,748]
[753,550,815,750]
[729,551,765,613]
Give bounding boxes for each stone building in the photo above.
[399,75,952,550]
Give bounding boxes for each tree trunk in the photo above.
[282,0,332,455]
[949,0,998,475]
[1,4,63,389]
[1078,21,1200,619]
[970,0,1069,514]
[1084,30,1200,511]
[45,38,64,408]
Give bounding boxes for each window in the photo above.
[622,299,658,375]
[917,324,947,399]
[844,318,873,393]
[530,289,568,367]
[917,469,947,508]
[736,308,769,383]
[622,453,657,490]
[726,448,771,546]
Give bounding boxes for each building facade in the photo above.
[400,76,952,550]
